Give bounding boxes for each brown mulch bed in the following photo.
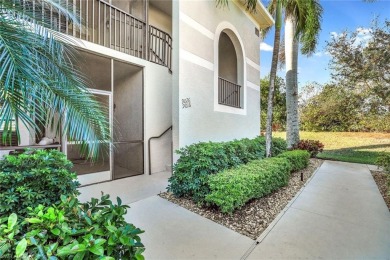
[159,158,323,240]
[371,170,390,211]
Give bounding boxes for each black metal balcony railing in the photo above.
[149,25,172,72]
[218,77,241,108]
[24,0,172,70]
[95,0,146,59]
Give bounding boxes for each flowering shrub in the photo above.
[293,139,324,157]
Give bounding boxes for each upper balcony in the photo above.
[30,0,172,71]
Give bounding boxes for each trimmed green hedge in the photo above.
[277,150,310,172]
[206,150,310,213]
[206,158,291,213]
[167,136,287,203]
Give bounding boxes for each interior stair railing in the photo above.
[148,126,173,175]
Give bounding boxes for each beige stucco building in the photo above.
[1,0,273,185]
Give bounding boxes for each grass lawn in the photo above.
[272,132,390,165]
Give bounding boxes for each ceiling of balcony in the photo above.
[150,0,172,16]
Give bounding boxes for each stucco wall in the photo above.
[149,4,172,36]
[173,0,262,151]
[143,64,173,173]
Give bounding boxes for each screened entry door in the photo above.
[68,90,112,185]
[112,60,144,179]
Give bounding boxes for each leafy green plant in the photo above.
[376,153,390,196]
[168,136,287,204]
[293,139,324,157]
[376,153,390,174]
[0,194,145,259]
[206,157,292,213]
[260,75,287,132]
[0,149,80,218]
[277,150,310,172]
[1,0,111,158]
[270,137,288,156]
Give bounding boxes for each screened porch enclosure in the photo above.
[68,51,144,186]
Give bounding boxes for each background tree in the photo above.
[299,20,390,133]
[261,76,286,132]
[300,84,362,132]
[0,0,110,158]
[327,19,390,113]
[298,81,324,107]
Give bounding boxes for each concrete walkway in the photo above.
[127,196,255,259]
[79,161,390,259]
[248,160,390,259]
[78,171,170,205]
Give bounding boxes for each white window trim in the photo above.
[213,21,247,115]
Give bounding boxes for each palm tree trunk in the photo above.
[285,15,300,149]
[265,0,282,157]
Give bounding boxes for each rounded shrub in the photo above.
[0,149,80,218]
[270,137,288,156]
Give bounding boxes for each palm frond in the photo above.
[280,0,322,55]
[216,0,257,12]
[244,0,257,12]
[261,0,279,38]
[0,0,110,158]
[299,0,323,55]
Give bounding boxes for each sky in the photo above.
[260,0,390,89]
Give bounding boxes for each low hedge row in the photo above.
[168,136,287,203]
[206,150,310,213]
[277,150,310,172]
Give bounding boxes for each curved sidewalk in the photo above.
[247,160,390,259]
[81,161,390,259]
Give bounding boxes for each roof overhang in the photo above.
[238,0,274,29]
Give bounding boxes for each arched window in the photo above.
[219,32,237,83]
[217,30,244,109]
